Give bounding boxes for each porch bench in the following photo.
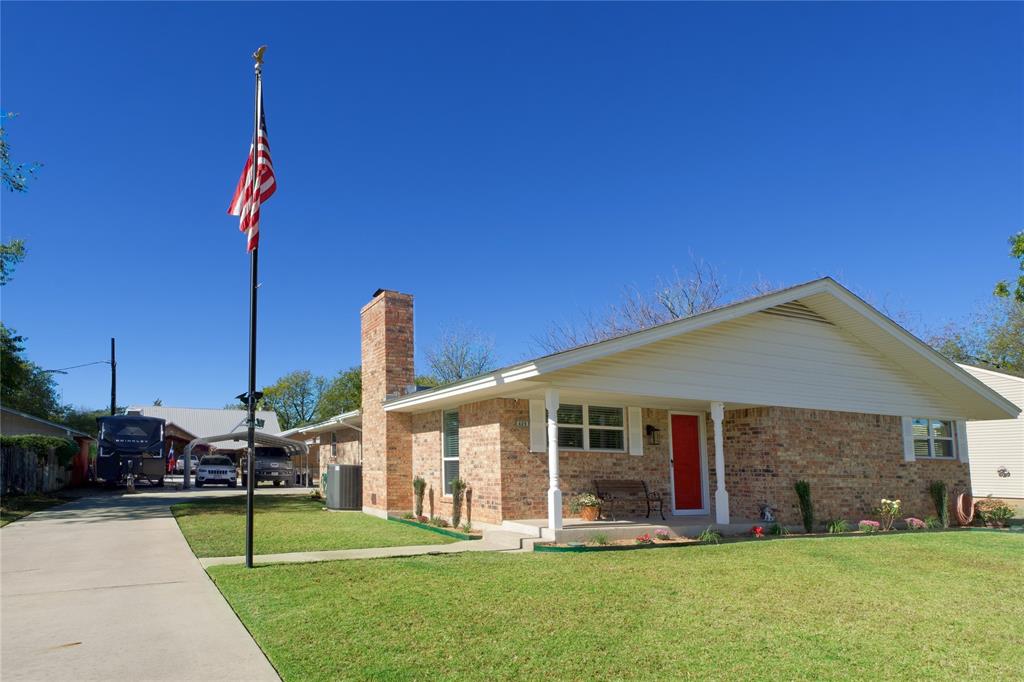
[594,479,664,521]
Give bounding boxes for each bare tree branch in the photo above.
[424,322,496,385]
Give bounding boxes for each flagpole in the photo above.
[244,47,264,570]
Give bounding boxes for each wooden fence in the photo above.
[1,445,70,495]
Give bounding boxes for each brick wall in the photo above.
[498,403,672,520]
[360,290,414,513]
[410,402,505,525]
[711,407,970,523]
[404,401,970,526]
[315,427,362,475]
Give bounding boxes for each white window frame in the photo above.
[442,408,460,496]
[330,431,337,459]
[911,417,958,460]
[556,404,627,453]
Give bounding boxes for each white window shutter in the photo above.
[956,420,969,464]
[529,400,546,453]
[628,407,643,456]
[901,417,915,462]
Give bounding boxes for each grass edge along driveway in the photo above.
[171,494,455,558]
[209,531,1024,681]
[0,493,68,527]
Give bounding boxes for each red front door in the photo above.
[671,414,703,511]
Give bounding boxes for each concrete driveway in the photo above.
[1,488,284,681]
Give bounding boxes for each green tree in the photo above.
[1,113,40,286]
[57,406,113,438]
[262,370,327,430]
[316,366,361,421]
[994,231,1024,303]
[930,300,1024,376]
[0,239,25,286]
[1,323,61,419]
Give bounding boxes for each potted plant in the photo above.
[569,493,603,521]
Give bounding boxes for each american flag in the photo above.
[228,82,276,252]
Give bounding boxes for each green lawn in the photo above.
[0,493,68,527]
[209,532,1024,681]
[171,494,455,558]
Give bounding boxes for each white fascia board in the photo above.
[824,283,1020,420]
[383,365,543,412]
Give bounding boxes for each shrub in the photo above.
[975,497,1016,528]
[429,516,449,528]
[412,477,427,517]
[827,519,851,534]
[461,522,473,534]
[904,517,926,530]
[416,515,428,523]
[0,435,78,466]
[568,493,603,514]
[769,523,790,536]
[400,512,414,520]
[697,527,721,545]
[924,515,942,529]
[929,481,949,528]
[859,520,881,534]
[654,528,672,541]
[751,525,765,538]
[450,478,467,528]
[635,533,653,545]
[874,499,901,531]
[794,480,814,533]
[589,533,610,546]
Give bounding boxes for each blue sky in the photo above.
[2,2,1022,410]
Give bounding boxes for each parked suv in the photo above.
[240,447,294,487]
[195,455,237,487]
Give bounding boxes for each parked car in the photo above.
[195,455,237,488]
[240,446,295,487]
[174,454,201,475]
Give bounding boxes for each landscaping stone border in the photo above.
[388,516,482,540]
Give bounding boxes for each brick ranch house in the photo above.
[297,278,1019,533]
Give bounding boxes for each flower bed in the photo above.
[388,516,482,540]
[533,525,1011,553]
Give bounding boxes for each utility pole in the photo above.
[110,337,117,416]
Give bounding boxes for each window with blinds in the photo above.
[911,418,956,459]
[555,404,625,451]
[442,409,460,495]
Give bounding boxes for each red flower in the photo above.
[751,526,764,538]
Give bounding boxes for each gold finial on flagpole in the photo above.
[253,45,267,73]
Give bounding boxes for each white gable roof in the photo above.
[384,278,1018,421]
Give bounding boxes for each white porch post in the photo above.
[711,401,729,525]
[546,387,562,530]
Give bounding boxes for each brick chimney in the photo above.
[360,289,414,514]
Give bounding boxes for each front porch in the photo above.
[537,387,736,534]
[503,514,788,543]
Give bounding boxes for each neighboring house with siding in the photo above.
[958,364,1024,507]
[325,279,1020,534]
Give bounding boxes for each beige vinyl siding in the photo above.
[547,312,962,418]
[959,365,1024,500]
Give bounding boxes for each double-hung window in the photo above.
[556,404,625,451]
[442,409,460,495]
[911,418,956,459]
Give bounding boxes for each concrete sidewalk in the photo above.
[1,491,280,682]
[200,536,523,568]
